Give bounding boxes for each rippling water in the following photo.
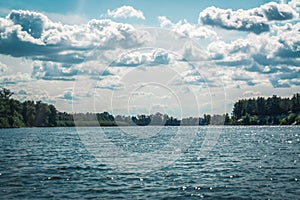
[0,126,299,199]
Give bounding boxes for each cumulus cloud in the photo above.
[258,2,297,21]
[180,42,208,62]
[182,70,206,85]
[208,22,300,67]
[231,70,257,86]
[57,90,78,101]
[199,2,298,34]
[0,72,32,85]
[243,90,261,97]
[289,0,300,12]
[110,50,173,67]
[274,23,300,59]
[96,76,124,90]
[207,21,300,88]
[0,6,299,92]
[269,66,300,87]
[208,39,255,66]
[31,61,114,80]
[172,69,208,86]
[9,84,56,103]
[158,16,218,39]
[0,10,148,63]
[63,91,73,100]
[107,5,145,20]
[214,66,268,88]
[32,61,77,81]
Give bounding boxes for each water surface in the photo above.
[0,126,299,199]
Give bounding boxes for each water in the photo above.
[0,126,299,199]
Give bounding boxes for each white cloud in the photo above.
[57,89,78,101]
[243,90,261,97]
[0,10,148,63]
[289,0,300,12]
[206,22,300,88]
[199,2,298,34]
[171,69,211,87]
[208,22,300,67]
[208,38,255,65]
[0,77,65,106]
[12,84,56,103]
[31,60,115,80]
[32,61,77,81]
[158,16,218,39]
[111,49,173,67]
[0,72,32,85]
[107,6,145,20]
[63,90,73,100]
[180,42,208,62]
[0,6,299,96]
[181,70,205,85]
[96,76,124,90]
[231,69,257,86]
[131,91,154,97]
[274,23,300,59]
[269,65,300,87]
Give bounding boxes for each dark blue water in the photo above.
[0,126,299,199]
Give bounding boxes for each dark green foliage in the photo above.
[33,101,51,127]
[165,116,180,126]
[0,88,68,128]
[224,113,231,125]
[132,115,151,126]
[48,105,57,127]
[203,114,211,125]
[22,101,36,126]
[232,93,300,125]
[0,88,25,127]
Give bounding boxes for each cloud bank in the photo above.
[199,2,298,34]
[0,10,148,63]
[0,2,299,91]
[207,22,300,87]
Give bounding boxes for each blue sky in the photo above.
[0,0,278,24]
[0,0,299,116]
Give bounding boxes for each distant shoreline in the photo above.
[1,88,299,128]
[1,124,299,130]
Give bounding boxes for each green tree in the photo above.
[8,99,25,127]
[34,101,50,126]
[48,104,57,126]
[203,114,211,125]
[287,113,297,125]
[0,88,12,127]
[22,100,36,126]
[224,113,231,125]
[291,94,300,112]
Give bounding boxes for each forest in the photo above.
[231,94,300,125]
[0,87,299,128]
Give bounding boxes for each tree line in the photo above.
[0,87,299,128]
[231,94,300,125]
[0,88,63,128]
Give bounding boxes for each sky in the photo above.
[0,0,299,117]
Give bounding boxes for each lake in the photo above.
[0,126,299,199]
